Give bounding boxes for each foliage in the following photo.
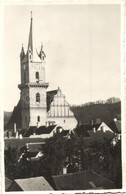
[5,132,122,188]
[4,146,18,179]
[71,101,121,125]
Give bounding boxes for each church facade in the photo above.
[6,13,77,133]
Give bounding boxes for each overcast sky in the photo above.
[3,4,121,111]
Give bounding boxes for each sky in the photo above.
[3,4,121,111]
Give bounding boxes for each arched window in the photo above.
[37,116,40,122]
[36,93,40,103]
[36,72,39,80]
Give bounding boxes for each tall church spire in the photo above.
[28,11,33,53]
[27,12,42,62]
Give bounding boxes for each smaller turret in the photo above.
[20,44,25,60]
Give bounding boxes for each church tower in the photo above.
[18,12,49,130]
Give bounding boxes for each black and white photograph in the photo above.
[3,2,123,192]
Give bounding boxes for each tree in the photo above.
[106,97,120,104]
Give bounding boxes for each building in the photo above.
[7,176,53,191]
[51,170,116,190]
[6,13,77,135]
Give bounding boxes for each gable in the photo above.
[97,122,113,133]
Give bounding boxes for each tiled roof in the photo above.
[51,170,116,190]
[88,131,114,142]
[8,176,53,191]
[108,120,121,134]
[23,126,37,137]
[24,125,57,137]
[4,137,45,149]
[47,90,58,112]
[38,125,56,134]
[75,124,100,137]
[5,177,13,191]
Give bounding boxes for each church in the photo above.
[6,13,77,135]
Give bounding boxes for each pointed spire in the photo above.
[27,12,42,62]
[28,11,33,53]
[20,44,25,60]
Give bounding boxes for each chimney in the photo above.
[101,126,105,132]
[93,127,96,133]
[15,131,18,138]
[14,123,16,133]
[19,134,22,139]
[63,167,67,174]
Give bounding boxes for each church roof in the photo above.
[47,90,58,112]
[5,100,22,130]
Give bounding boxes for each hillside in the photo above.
[71,102,121,125]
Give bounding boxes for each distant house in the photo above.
[51,170,116,190]
[18,142,45,162]
[7,176,53,191]
[75,122,114,138]
[96,122,113,133]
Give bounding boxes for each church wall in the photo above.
[29,87,46,108]
[47,116,77,130]
[29,62,45,83]
[29,108,47,127]
[29,87,47,126]
[21,108,30,130]
[47,88,77,129]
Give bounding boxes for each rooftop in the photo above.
[7,176,53,191]
[4,137,45,149]
[108,120,121,134]
[51,170,116,190]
